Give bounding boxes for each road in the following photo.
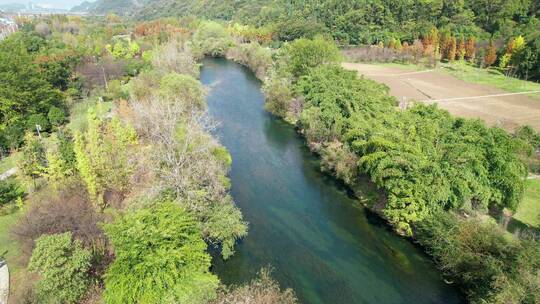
[342,62,540,132]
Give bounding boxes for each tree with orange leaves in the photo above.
[484,42,497,67]
[465,37,476,62]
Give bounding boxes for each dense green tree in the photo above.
[189,21,234,58]
[274,19,328,42]
[26,113,50,132]
[47,106,67,127]
[28,232,92,304]
[282,37,341,78]
[103,203,219,304]
[83,0,538,51]
[467,0,528,35]
[0,32,66,149]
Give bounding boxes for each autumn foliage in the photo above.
[484,42,497,67]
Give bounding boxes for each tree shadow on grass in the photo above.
[507,217,540,237]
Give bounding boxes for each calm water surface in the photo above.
[202,58,462,304]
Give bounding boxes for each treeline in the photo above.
[76,0,540,80]
[0,14,149,153]
[3,17,297,304]
[269,38,538,303]
[82,0,538,42]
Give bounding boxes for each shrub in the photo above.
[12,185,106,255]
[0,178,23,206]
[190,21,233,58]
[47,106,66,126]
[212,268,297,304]
[262,74,294,119]
[26,113,50,132]
[416,213,540,304]
[28,232,92,304]
[283,37,341,78]
[158,73,205,108]
[226,42,272,80]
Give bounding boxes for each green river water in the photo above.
[202,58,462,304]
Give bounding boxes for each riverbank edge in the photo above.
[222,51,398,229]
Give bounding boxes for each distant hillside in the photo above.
[0,3,27,12]
[71,0,268,20]
[71,0,145,14]
[70,1,97,12]
[74,0,538,47]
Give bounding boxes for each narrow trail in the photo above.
[0,168,16,181]
[0,260,8,304]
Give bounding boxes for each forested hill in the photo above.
[74,0,539,43]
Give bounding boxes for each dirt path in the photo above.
[342,63,540,131]
[0,260,8,304]
[0,168,16,181]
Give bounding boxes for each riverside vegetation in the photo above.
[0,16,296,303]
[190,21,540,303]
[77,0,540,80]
[0,9,539,304]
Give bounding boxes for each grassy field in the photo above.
[514,179,540,228]
[0,204,22,274]
[369,61,540,99]
[439,62,540,98]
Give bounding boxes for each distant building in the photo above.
[0,15,18,41]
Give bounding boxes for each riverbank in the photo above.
[223,35,538,303]
[202,57,462,304]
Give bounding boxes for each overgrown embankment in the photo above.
[206,22,540,302]
[1,17,298,304]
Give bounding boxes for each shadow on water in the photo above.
[202,57,463,304]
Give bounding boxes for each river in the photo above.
[201,58,462,304]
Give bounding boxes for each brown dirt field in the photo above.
[342,62,540,132]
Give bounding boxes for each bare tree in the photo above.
[212,268,298,304]
[76,56,126,93]
[35,22,51,37]
[152,41,200,78]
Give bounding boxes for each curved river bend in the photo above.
[202,58,462,304]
